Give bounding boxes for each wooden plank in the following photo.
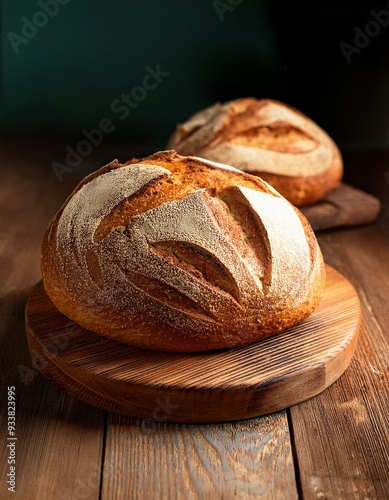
[0,158,105,499]
[300,183,381,231]
[25,265,360,422]
[289,220,389,499]
[101,413,298,499]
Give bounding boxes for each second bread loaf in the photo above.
[167,98,343,206]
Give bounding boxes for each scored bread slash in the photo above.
[41,150,325,352]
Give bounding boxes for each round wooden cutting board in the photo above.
[25,265,360,423]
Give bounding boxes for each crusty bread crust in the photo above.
[167,98,343,206]
[41,150,325,352]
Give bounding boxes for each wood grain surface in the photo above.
[25,265,360,422]
[0,151,105,500]
[291,219,389,499]
[1,134,388,499]
[102,413,298,500]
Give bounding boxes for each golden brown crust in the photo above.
[167,98,343,206]
[41,150,325,352]
[254,146,343,206]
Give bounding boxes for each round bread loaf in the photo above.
[41,150,325,352]
[167,98,343,206]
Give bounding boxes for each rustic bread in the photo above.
[41,150,325,352]
[167,98,343,206]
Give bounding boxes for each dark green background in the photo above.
[2,0,389,149]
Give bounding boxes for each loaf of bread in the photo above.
[41,150,325,352]
[167,98,343,206]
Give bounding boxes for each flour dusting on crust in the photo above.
[42,151,325,352]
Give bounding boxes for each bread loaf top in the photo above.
[167,98,340,178]
[42,150,325,351]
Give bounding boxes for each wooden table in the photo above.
[1,134,388,499]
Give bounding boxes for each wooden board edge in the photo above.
[25,268,361,423]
